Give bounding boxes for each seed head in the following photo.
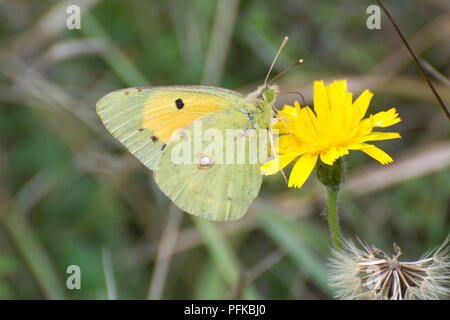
[328,236,450,300]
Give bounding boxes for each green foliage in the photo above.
[0,0,448,299]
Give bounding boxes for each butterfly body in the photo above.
[96,84,279,221]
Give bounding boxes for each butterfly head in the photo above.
[246,84,279,107]
[261,84,279,104]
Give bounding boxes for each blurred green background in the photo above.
[0,0,449,299]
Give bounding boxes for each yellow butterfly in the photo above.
[96,37,300,221]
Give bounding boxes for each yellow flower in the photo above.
[261,80,401,188]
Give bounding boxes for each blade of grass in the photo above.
[192,217,258,299]
[201,0,240,85]
[194,261,227,299]
[81,12,150,86]
[101,247,117,300]
[148,205,182,300]
[168,0,204,67]
[259,210,333,296]
[244,249,285,285]
[14,0,99,56]
[419,59,450,86]
[192,218,239,285]
[1,209,66,299]
[285,215,330,254]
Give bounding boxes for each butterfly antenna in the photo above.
[278,90,306,106]
[268,129,288,184]
[267,59,304,85]
[264,36,289,87]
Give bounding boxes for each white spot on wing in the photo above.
[200,156,212,166]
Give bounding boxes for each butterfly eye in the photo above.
[263,89,274,102]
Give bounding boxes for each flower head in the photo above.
[261,80,401,188]
[328,237,450,300]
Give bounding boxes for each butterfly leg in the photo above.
[272,106,293,136]
[267,128,288,184]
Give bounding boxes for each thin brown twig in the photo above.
[375,0,449,119]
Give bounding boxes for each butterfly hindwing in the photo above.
[96,86,244,170]
[154,110,265,221]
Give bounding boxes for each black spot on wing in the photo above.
[161,144,167,151]
[175,98,184,110]
[151,135,158,142]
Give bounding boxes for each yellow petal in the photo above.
[371,108,401,127]
[358,132,401,143]
[305,106,320,135]
[272,120,292,134]
[313,81,329,119]
[260,153,299,175]
[356,118,374,137]
[326,80,348,107]
[334,80,348,98]
[336,147,349,157]
[279,105,298,119]
[294,106,320,144]
[338,92,354,132]
[278,135,302,153]
[273,104,302,134]
[281,104,296,113]
[288,153,318,188]
[320,147,340,165]
[360,145,393,165]
[353,89,373,119]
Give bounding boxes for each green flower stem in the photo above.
[316,157,345,249]
[326,186,343,250]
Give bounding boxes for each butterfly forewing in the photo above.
[96,86,243,170]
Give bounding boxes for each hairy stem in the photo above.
[326,186,343,250]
